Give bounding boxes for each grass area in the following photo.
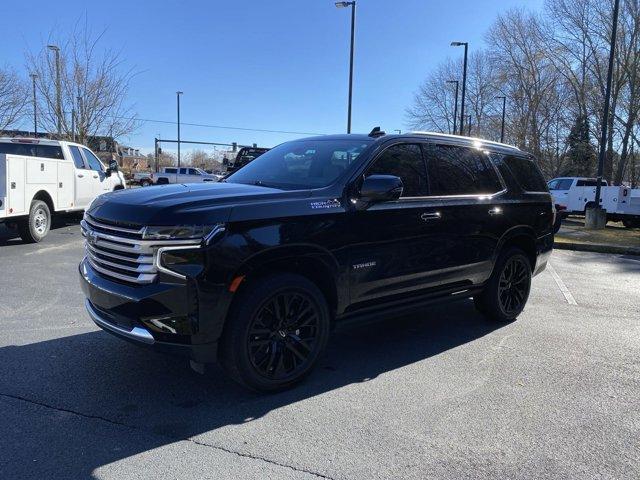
[556,217,640,249]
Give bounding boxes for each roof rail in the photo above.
[407,131,520,151]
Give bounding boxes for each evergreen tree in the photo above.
[565,115,596,177]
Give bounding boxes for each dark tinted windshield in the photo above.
[226,139,372,190]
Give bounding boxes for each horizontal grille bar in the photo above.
[82,215,200,285]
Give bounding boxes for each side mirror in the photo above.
[108,159,119,172]
[359,175,403,203]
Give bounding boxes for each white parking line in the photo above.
[547,263,578,305]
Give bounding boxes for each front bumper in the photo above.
[79,257,219,363]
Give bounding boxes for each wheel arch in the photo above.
[31,189,55,214]
[229,245,343,320]
[495,226,538,271]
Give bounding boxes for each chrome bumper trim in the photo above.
[85,299,155,345]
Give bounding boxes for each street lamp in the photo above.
[29,73,38,136]
[47,45,62,136]
[450,41,468,136]
[496,96,506,143]
[335,1,356,134]
[446,80,459,135]
[176,91,183,168]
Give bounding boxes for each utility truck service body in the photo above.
[548,176,640,227]
[0,138,126,242]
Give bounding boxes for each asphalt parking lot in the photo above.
[1,220,639,479]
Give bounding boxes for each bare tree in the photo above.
[0,66,27,131]
[26,23,139,144]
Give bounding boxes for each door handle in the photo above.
[420,212,441,221]
[77,174,84,178]
[488,207,503,215]
[93,175,99,179]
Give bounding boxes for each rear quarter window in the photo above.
[502,155,548,192]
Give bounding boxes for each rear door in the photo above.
[69,146,95,207]
[421,143,507,286]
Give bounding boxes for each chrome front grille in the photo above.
[81,214,199,285]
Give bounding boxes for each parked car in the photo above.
[224,146,270,175]
[79,130,553,391]
[548,176,640,227]
[0,137,125,242]
[151,167,219,185]
[131,172,153,187]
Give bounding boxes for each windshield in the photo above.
[226,139,372,190]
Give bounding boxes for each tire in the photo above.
[473,247,532,323]
[623,219,639,229]
[18,200,51,243]
[553,214,562,234]
[219,273,331,392]
[140,180,151,187]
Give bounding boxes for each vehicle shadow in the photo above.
[0,213,82,246]
[0,301,503,479]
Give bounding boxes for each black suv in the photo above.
[79,131,553,391]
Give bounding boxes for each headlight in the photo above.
[142,224,222,241]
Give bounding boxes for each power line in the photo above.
[49,110,327,136]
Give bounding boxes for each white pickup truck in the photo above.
[150,167,220,185]
[0,137,126,242]
[548,176,640,228]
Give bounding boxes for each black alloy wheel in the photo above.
[498,256,530,316]
[474,247,531,322]
[248,292,320,380]
[219,273,330,392]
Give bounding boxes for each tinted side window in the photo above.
[502,155,548,192]
[0,143,34,156]
[556,179,573,190]
[0,143,63,159]
[35,145,64,159]
[426,145,503,196]
[165,168,177,174]
[69,146,86,169]
[82,148,104,171]
[188,168,199,175]
[179,168,188,174]
[367,144,428,197]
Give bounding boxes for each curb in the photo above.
[554,241,640,256]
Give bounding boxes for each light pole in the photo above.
[176,91,183,168]
[446,80,459,135]
[590,0,621,229]
[47,45,62,136]
[451,41,468,136]
[496,96,506,143]
[29,73,38,136]
[335,1,356,134]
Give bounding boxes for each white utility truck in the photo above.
[548,176,640,228]
[0,137,126,242]
[150,167,220,185]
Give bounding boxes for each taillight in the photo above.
[551,204,557,227]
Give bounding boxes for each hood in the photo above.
[88,182,308,226]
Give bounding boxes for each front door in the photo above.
[69,146,95,207]
[81,148,110,195]
[348,143,445,306]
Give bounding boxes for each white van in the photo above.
[0,137,126,242]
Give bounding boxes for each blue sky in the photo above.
[2,0,543,155]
